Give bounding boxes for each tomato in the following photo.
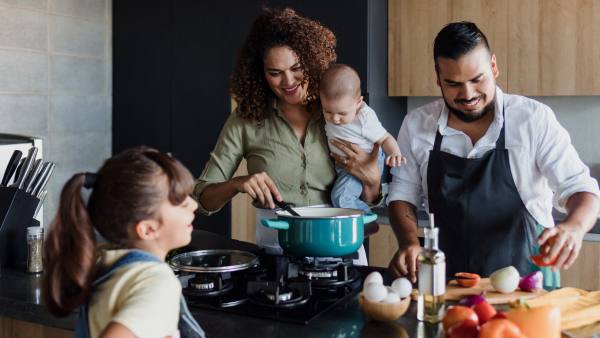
[479,319,526,338]
[540,235,557,255]
[532,235,560,267]
[455,272,481,288]
[442,305,478,331]
[531,254,558,267]
[473,302,497,325]
[447,319,479,338]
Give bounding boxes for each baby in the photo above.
[321,64,405,212]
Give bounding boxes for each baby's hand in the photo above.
[386,154,407,167]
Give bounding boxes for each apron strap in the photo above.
[433,129,443,151]
[179,296,206,338]
[495,105,506,150]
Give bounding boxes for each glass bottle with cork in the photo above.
[417,213,446,323]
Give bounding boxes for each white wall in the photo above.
[0,0,112,225]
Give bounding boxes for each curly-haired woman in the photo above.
[193,8,382,264]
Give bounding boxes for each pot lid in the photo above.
[276,207,363,219]
[169,249,259,273]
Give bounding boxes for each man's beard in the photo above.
[444,96,496,123]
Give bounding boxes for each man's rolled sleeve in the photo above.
[535,105,600,211]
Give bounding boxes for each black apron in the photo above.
[427,106,537,278]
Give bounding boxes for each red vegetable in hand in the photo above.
[531,254,558,267]
[519,271,543,292]
[532,235,559,267]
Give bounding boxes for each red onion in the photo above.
[518,271,543,292]
[458,292,487,307]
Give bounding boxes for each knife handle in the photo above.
[33,162,55,198]
[1,149,22,186]
[23,158,43,193]
[15,147,38,189]
[31,162,52,197]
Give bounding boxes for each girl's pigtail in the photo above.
[42,173,97,316]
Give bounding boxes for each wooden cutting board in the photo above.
[445,278,546,304]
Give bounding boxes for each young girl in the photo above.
[42,147,206,338]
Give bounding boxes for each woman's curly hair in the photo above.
[231,7,337,122]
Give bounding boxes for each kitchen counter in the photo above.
[1,230,600,337]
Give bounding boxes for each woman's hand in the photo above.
[233,171,282,209]
[330,139,381,202]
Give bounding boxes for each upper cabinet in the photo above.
[388,0,600,96]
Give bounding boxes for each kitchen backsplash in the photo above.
[0,0,112,226]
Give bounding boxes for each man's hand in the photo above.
[537,221,586,271]
[388,243,422,283]
[538,192,600,271]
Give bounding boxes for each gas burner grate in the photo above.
[250,287,311,309]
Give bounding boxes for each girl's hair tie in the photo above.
[83,172,97,189]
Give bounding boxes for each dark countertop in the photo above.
[1,230,599,337]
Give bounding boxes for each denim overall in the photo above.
[74,250,206,338]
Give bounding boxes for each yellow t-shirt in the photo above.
[88,249,181,338]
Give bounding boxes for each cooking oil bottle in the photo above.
[417,213,446,323]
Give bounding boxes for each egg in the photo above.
[391,277,412,298]
[364,271,383,285]
[363,282,388,302]
[382,291,400,303]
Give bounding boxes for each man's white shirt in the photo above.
[387,86,600,227]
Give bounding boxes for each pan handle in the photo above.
[362,213,378,224]
[260,219,289,230]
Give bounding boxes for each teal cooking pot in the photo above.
[260,207,378,257]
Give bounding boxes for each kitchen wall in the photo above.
[406,96,600,181]
[0,0,112,225]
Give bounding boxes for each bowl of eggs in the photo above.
[358,272,412,322]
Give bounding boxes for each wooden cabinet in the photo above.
[230,159,256,244]
[507,0,600,95]
[0,317,70,338]
[389,0,600,96]
[388,0,508,96]
[368,223,399,267]
[561,240,600,291]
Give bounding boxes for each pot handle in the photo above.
[261,219,289,230]
[362,213,378,224]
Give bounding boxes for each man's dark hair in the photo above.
[433,21,490,66]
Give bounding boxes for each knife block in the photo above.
[0,186,40,269]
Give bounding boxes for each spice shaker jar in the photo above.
[26,226,43,273]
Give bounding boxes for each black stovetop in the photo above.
[178,253,378,325]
